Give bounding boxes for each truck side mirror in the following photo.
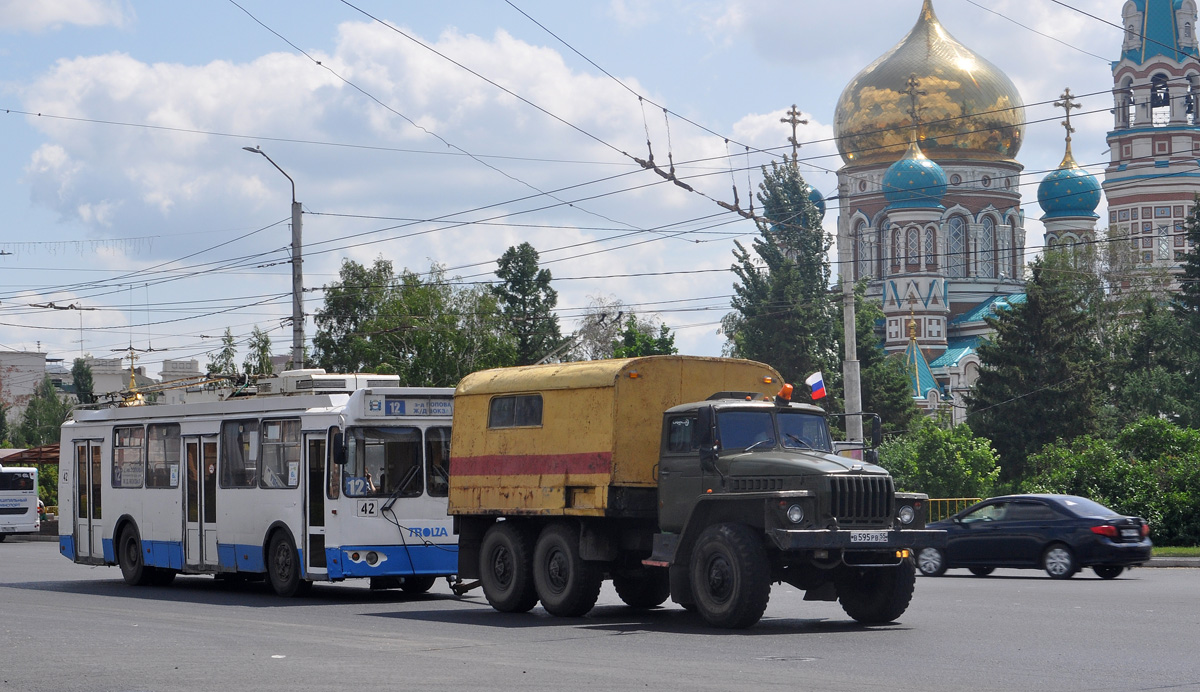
[863,448,879,465]
[869,413,882,448]
[696,405,715,449]
[332,432,347,466]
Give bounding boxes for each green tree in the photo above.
[569,295,627,361]
[0,404,10,447]
[373,265,514,386]
[612,315,677,358]
[242,326,275,376]
[493,243,563,365]
[877,417,1001,499]
[851,283,920,436]
[312,257,395,373]
[71,358,96,405]
[207,328,239,376]
[965,251,1105,482]
[1104,297,1188,429]
[13,376,74,447]
[721,160,840,390]
[1171,198,1200,425]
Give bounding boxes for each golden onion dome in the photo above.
[834,0,1025,166]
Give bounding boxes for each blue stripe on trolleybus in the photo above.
[328,544,458,579]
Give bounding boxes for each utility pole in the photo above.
[244,146,304,369]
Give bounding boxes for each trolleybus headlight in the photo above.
[897,505,915,525]
[366,551,379,566]
[786,504,805,524]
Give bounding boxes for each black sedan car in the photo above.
[916,494,1151,579]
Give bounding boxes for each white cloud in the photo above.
[0,0,131,32]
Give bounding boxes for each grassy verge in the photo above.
[1152,546,1200,557]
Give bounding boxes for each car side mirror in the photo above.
[332,432,347,466]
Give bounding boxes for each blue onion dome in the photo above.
[882,140,948,209]
[1038,145,1100,219]
[807,186,827,220]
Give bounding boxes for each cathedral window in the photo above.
[924,227,936,268]
[1159,224,1170,259]
[856,221,873,280]
[998,223,1013,278]
[1187,23,1193,38]
[892,229,901,270]
[947,216,967,278]
[979,217,996,278]
[906,227,919,266]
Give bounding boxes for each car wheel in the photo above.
[118,525,153,586]
[689,523,771,629]
[969,567,995,577]
[533,522,602,618]
[916,547,947,577]
[1093,565,1124,580]
[1042,544,1076,579]
[267,531,304,597]
[479,522,538,613]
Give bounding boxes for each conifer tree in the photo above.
[721,160,839,390]
[966,251,1105,482]
[493,242,563,365]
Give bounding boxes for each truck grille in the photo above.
[829,475,894,526]
[729,477,785,492]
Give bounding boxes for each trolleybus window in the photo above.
[113,426,145,488]
[327,426,341,500]
[220,419,259,488]
[345,427,423,498]
[426,426,451,497]
[146,423,181,488]
[260,419,301,489]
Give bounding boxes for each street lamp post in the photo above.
[243,146,304,369]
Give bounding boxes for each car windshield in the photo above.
[777,411,833,452]
[1058,496,1120,518]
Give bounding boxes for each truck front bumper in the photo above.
[768,528,946,552]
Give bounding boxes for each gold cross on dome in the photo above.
[1054,87,1082,145]
[780,104,808,160]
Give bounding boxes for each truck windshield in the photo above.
[716,411,775,450]
[777,411,833,452]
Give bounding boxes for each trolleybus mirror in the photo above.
[332,432,347,465]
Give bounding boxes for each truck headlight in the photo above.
[897,505,915,525]
[786,504,805,524]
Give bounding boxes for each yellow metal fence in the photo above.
[927,498,981,522]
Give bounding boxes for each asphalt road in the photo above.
[2,539,1198,692]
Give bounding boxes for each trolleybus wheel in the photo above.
[267,531,303,597]
[400,575,437,594]
[118,525,153,586]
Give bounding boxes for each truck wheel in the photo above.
[267,531,304,597]
[479,522,538,613]
[836,559,916,624]
[118,525,153,586]
[688,523,770,629]
[533,522,602,617]
[613,566,671,609]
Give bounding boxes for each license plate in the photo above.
[850,531,889,543]
[1120,528,1139,538]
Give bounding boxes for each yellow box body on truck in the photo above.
[448,355,781,517]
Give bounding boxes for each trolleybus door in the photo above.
[183,437,219,569]
[304,431,328,578]
[73,440,103,560]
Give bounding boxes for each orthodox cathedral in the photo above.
[826,0,1200,423]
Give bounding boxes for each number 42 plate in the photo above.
[850,530,889,543]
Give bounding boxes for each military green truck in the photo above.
[448,356,945,628]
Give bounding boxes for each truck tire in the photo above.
[688,523,770,629]
[613,566,671,609]
[118,525,153,586]
[836,559,916,624]
[479,522,538,613]
[533,522,602,617]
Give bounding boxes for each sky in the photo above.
[0,0,1130,389]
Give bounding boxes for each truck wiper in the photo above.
[744,438,775,452]
[785,433,814,450]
